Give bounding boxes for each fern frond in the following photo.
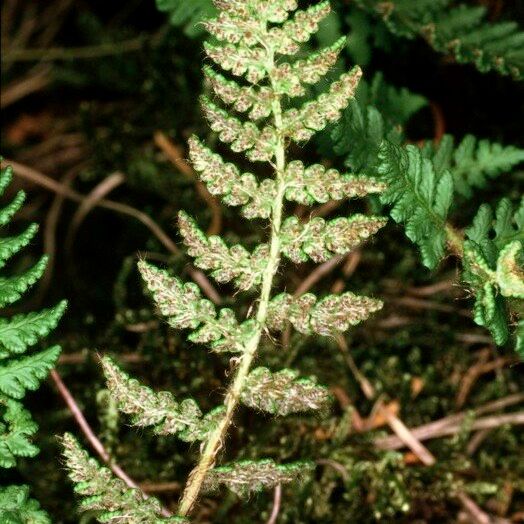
[0,191,26,228]
[0,301,67,357]
[463,198,523,344]
[423,134,524,198]
[284,160,385,205]
[282,68,361,142]
[281,214,386,263]
[201,97,278,161]
[1,162,64,516]
[326,74,426,176]
[0,256,48,308]
[101,357,223,441]
[378,141,454,269]
[123,1,388,515]
[0,224,38,269]
[0,485,50,524]
[241,367,330,415]
[267,291,383,336]
[273,37,346,97]
[0,164,13,194]
[0,399,39,468]
[354,0,524,78]
[204,67,274,120]
[203,459,314,497]
[138,260,252,352]
[269,1,332,54]
[189,136,278,218]
[0,346,61,399]
[62,433,184,523]
[204,42,267,84]
[178,211,268,290]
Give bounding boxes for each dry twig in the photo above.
[3,158,221,304]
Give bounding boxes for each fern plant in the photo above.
[352,0,524,79]
[63,0,386,519]
[378,141,524,351]
[0,163,67,522]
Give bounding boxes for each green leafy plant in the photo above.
[0,163,66,522]
[378,141,524,350]
[353,0,524,78]
[63,0,386,519]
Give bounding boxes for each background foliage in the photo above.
[1,0,523,522]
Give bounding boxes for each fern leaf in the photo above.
[62,433,183,523]
[274,37,346,97]
[0,164,13,195]
[138,260,252,352]
[203,459,314,496]
[284,160,385,205]
[463,198,523,345]
[178,211,268,290]
[354,0,524,78]
[0,224,39,270]
[282,68,362,142]
[241,367,330,415]
[101,357,223,441]
[424,134,524,198]
[204,67,274,120]
[0,485,50,524]
[0,301,67,357]
[378,142,454,269]
[0,346,61,399]
[267,291,383,336]
[0,191,26,228]
[281,214,386,263]
[0,399,39,468]
[204,41,268,84]
[188,136,274,218]
[0,256,48,308]
[201,97,277,161]
[269,1,331,55]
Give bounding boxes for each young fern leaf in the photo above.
[378,141,454,269]
[62,434,185,523]
[0,161,65,521]
[101,357,224,441]
[463,198,523,345]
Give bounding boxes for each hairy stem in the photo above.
[177,50,286,517]
[445,223,464,258]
